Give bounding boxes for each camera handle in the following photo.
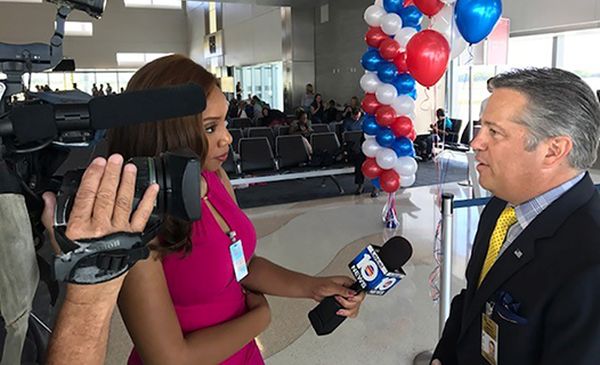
[0,5,71,99]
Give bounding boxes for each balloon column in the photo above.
[360,0,501,226]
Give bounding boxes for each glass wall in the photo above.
[22,70,136,94]
[450,28,600,127]
[558,28,600,92]
[235,61,283,111]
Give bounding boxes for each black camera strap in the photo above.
[52,219,161,284]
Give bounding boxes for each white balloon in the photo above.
[391,95,416,116]
[360,73,381,94]
[376,84,398,105]
[394,157,418,176]
[394,27,417,49]
[375,0,383,5]
[381,13,403,36]
[362,139,382,158]
[430,4,468,59]
[408,111,417,121]
[376,148,398,170]
[400,174,416,187]
[364,133,376,140]
[364,5,387,27]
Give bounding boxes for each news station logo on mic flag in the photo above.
[349,245,404,296]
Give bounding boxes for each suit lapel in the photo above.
[458,173,596,341]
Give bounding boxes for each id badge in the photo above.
[482,302,499,365]
[229,238,248,282]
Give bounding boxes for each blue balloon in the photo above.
[361,50,384,72]
[383,0,403,14]
[400,6,423,28]
[371,178,382,190]
[392,73,416,95]
[363,114,382,136]
[408,89,417,100]
[376,128,396,148]
[377,62,398,84]
[455,0,502,44]
[391,137,414,157]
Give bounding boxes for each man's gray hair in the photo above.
[491,68,600,170]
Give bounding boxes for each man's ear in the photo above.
[543,136,573,167]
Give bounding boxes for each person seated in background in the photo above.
[228,98,239,119]
[290,110,313,138]
[414,109,454,161]
[431,108,453,140]
[310,93,325,124]
[257,106,287,128]
[324,99,339,124]
[342,107,364,132]
[243,100,255,120]
[251,96,265,120]
[343,96,361,119]
[290,110,314,155]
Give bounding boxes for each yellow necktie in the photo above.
[478,206,517,287]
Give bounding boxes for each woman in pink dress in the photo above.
[108,55,365,365]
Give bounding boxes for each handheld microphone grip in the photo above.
[308,237,413,336]
[308,282,363,336]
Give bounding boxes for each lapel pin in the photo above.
[514,249,523,259]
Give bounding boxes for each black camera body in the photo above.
[0,0,205,283]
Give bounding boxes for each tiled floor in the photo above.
[251,181,475,365]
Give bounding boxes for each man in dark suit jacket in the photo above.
[432,68,600,365]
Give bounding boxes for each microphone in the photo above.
[308,236,413,336]
[0,83,206,144]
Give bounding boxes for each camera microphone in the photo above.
[0,83,206,144]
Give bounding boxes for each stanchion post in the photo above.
[414,193,455,365]
[439,193,454,337]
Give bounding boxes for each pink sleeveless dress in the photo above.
[128,170,264,365]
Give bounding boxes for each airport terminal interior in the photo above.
[1,0,600,364]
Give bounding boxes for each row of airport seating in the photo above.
[222,131,363,175]
[228,124,338,153]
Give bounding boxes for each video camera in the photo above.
[0,0,204,284]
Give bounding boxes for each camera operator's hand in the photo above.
[46,154,158,365]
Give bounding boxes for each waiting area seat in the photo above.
[312,124,330,134]
[276,135,310,169]
[222,145,239,175]
[311,132,341,157]
[238,137,277,173]
[229,128,243,153]
[230,117,252,129]
[342,131,363,154]
[247,127,275,152]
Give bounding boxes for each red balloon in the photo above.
[365,27,389,48]
[391,116,413,137]
[362,158,383,179]
[407,129,417,141]
[404,0,414,6]
[375,106,397,127]
[393,51,409,74]
[379,39,401,61]
[380,169,400,193]
[414,0,444,17]
[406,29,450,88]
[362,93,381,115]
